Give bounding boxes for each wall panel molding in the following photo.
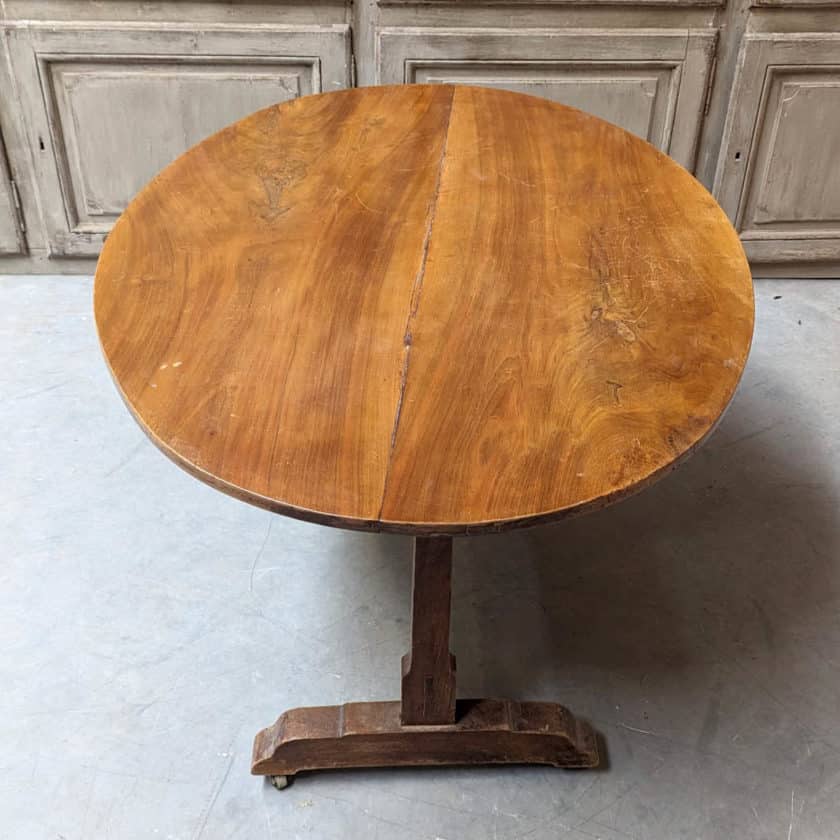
[752,0,840,8]
[714,33,840,263]
[41,55,317,236]
[0,133,25,254]
[3,22,351,257]
[0,2,839,276]
[378,27,716,171]
[379,0,723,7]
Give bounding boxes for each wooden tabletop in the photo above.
[94,85,754,535]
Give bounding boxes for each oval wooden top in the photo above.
[94,85,754,535]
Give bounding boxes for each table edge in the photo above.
[100,326,752,536]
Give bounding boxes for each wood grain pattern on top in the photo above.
[94,85,754,534]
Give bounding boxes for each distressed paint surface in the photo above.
[95,85,754,533]
[0,136,23,254]
[713,34,840,267]
[746,78,840,228]
[51,60,310,221]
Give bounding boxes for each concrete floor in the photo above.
[1,275,839,840]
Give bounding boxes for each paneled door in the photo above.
[0,132,24,254]
[714,33,840,266]
[5,23,351,258]
[377,27,718,171]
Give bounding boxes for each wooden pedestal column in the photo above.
[251,537,599,786]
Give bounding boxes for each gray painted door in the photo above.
[0,135,24,254]
[714,33,840,265]
[5,22,351,258]
[377,27,717,172]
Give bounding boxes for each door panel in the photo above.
[6,23,351,257]
[714,33,840,264]
[0,134,24,254]
[46,58,317,231]
[377,27,717,171]
[410,64,673,147]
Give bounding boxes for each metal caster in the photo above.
[269,775,289,790]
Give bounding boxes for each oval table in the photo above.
[94,85,754,787]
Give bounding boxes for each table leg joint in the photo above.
[251,535,600,781]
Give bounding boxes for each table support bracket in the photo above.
[251,536,599,783]
[401,535,457,726]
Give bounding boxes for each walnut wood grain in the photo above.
[94,84,754,535]
[400,536,457,725]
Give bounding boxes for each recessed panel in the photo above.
[46,59,314,230]
[713,34,840,265]
[0,136,23,254]
[741,72,840,234]
[411,63,673,147]
[379,28,716,172]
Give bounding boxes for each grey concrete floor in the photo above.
[1,275,839,840]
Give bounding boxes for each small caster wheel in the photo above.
[270,775,289,791]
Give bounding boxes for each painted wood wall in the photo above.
[0,0,837,276]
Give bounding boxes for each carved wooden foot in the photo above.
[251,698,598,779]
